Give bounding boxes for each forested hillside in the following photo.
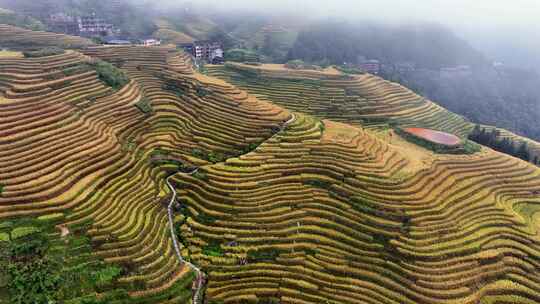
[0,8,45,30]
[287,21,486,68]
[389,66,540,141]
[284,19,540,143]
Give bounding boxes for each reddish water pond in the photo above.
[403,128,461,146]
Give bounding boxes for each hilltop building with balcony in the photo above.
[47,13,80,35]
[180,41,224,64]
[77,14,113,37]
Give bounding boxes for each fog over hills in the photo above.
[3,0,539,70]
[461,26,540,72]
[163,0,540,71]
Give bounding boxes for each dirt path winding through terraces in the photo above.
[166,168,205,304]
[166,113,295,303]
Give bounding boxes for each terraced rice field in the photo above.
[0,45,288,302]
[403,128,461,146]
[153,19,195,45]
[170,112,540,303]
[207,63,473,138]
[207,63,540,163]
[0,24,93,48]
[1,33,540,303]
[0,50,22,58]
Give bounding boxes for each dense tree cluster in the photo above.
[224,48,260,62]
[469,125,535,163]
[390,67,540,142]
[0,218,126,303]
[85,59,129,91]
[23,47,64,58]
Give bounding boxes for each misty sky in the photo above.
[189,0,540,30]
[176,0,540,67]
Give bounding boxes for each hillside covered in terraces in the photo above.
[0,25,540,304]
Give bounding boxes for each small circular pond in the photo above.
[402,128,461,146]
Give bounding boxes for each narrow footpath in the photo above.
[166,168,205,304]
[166,113,295,303]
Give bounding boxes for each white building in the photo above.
[211,48,224,60]
[141,39,161,47]
[182,41,223,63]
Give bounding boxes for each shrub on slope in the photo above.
[85,59,130,91]
[22,47,64,58]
